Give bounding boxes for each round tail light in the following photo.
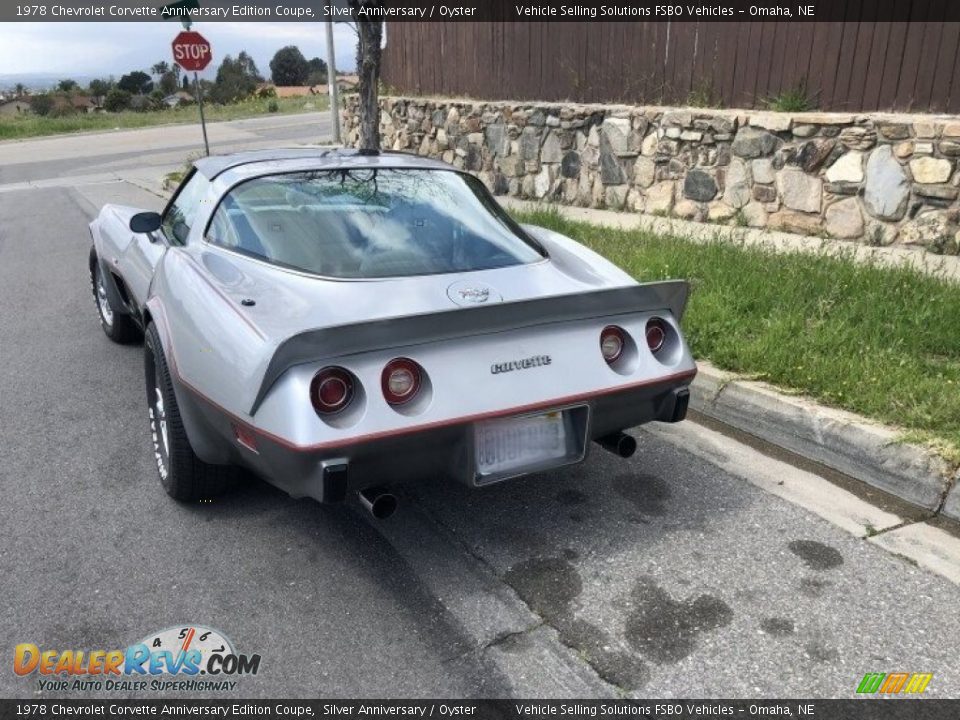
[382,358,423,405]
[311,367,354,415]
[646,318,667,353]
[600,326,626,364]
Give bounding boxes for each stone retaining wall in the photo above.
[342,96,960,254]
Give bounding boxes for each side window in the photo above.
[162,171,211,245]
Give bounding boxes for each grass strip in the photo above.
[515,206,960,465]
[0,95,329,141]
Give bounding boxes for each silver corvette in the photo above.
[89,149,696,517]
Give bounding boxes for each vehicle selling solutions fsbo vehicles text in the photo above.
[513,4,737,17]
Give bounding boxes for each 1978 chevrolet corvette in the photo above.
[89,149,695,517]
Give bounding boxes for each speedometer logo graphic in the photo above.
[137,625,235,672]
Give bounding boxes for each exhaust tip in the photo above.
[597,431,637,458]
[358,487,398,519]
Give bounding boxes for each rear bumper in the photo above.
[176,371,693,503]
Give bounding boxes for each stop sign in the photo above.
[172,31,212,72]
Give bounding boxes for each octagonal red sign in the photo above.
[172,31,212,72]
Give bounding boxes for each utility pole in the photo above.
[324,2,342,144]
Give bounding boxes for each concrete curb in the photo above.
[690,362,958,517]
[944,483,960,522]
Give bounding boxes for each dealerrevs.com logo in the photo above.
[14,625,261,693]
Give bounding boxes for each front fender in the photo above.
[146,297,236,466]
[88,236,131,317]
[146,249,272,465]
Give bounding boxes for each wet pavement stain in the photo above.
[503,557,583,622]
[788,540,844,571]
[625,578,734,664]
[798,576,832,597]
[612,473,671,516]
[804,639,839,663]
[760,617,796,636]
[555,616,650,690]
[503,556,649,690]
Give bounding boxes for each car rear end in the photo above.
[225,284,696,503]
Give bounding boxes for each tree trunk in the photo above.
[353,14,383,151]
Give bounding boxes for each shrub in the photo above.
[104,88,132,112]
[764,82,816,113]
[29,94,54,116]
[268,100,279,113]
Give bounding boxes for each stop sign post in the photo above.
[172,31,212,155]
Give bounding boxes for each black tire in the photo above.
[144,322,237,502]
[90,249,140,344]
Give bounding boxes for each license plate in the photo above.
[475,411,570,479]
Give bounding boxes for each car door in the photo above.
[122,169,211,309]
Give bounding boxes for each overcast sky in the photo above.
[0,22,359,82]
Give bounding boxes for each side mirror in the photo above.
[130,212,162,234]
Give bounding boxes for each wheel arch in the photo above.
[145,302,235,466]
[89,245,135,319]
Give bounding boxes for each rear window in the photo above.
[206,168,544,278]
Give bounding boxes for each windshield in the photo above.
[206,168,544,278]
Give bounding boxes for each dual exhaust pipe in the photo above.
[358,486,398,520]
[354,432,634,520]
[596,431,637,458]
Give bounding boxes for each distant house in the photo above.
[336,74,359,91]
[70,95,102,114]
[0,99,31,115]
[257,83,344,98]
[163,91,194,108]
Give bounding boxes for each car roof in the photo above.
[193,147,455,180]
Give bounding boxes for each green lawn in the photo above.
[0,95,330,141]
[515,207,960,465]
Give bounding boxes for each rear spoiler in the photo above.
[250,281,689,414]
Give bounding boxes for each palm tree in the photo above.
[151,61,170,78]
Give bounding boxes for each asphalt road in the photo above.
[1,116,958,699]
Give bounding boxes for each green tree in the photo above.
[88,78,112,98]
[57,79,78,92]
[104,88,132,112]
[151,61,170,77]
[159,71,178,95]
[210,51,263,104]
[29,94,54,116]
[210,51,262,104]
[14,82,25,96]
[118,71,153,95]
[307,56,327,84]
[269,45,309,86]
[306,57,328,86]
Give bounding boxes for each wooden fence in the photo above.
[382,19,960,113]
